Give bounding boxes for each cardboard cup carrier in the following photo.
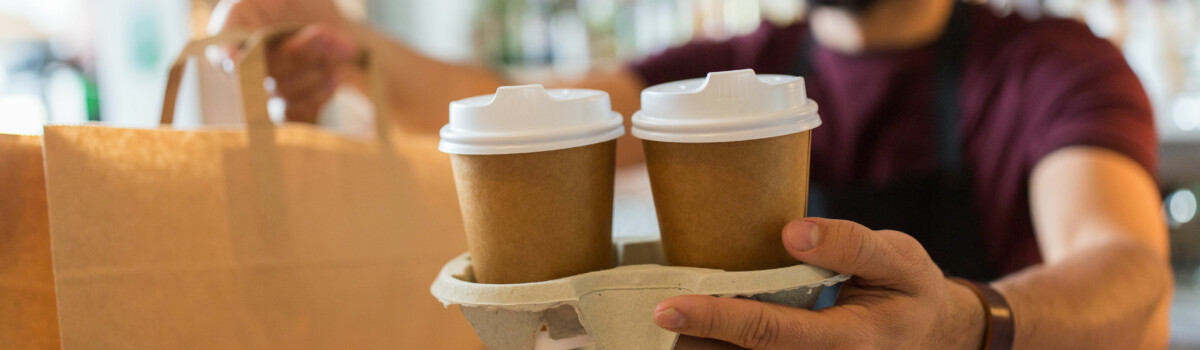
[633,69,822,271]
[431,237,848,350]
[439,84,625,284]
[432,74,843,349]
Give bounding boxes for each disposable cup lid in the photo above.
[439,84,625,155]
[632,69,821,143]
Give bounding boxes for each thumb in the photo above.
[782,218,927,287]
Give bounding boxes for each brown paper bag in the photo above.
[0,134,61,349]
[42,28,480,349]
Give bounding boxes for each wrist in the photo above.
[950,278,1016,350]
[943,278,987,350]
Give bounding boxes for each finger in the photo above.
[275,65,336,99]
[781,218,927,287]
[283,79,338,124]
[281,68,340,104]
[269,24,356,78]
[673,335,744,350]
[306,23,358,63]
[269,31,326,79]
[284,102,320,124]
[654,295,862,349]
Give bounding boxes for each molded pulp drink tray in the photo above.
[430,237,850,350]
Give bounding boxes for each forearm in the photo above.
[350,23,504,134]
[992,239,1172,349]
[343,23,649,165]
[549,71,646,167]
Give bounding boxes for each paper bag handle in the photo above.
[159,25,392,141]
[159,29,250,125]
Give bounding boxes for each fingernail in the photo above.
[654,307,685,330]
[785,220,818,251]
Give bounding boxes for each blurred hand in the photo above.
[265,24,357,123]
[210,0,359,123]
[657,218,986,350]
[212,0,346,31]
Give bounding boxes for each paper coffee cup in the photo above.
[440,85,625,284]
[632,69,821,271]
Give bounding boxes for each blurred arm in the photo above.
[547,71,647,168]
[338,24,647,166]
[993,146,1172,349]
[349,28,647,166]
[211,0,648,166]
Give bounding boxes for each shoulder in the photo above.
[1017,18,1125,72]
[967,7,1157,177]
[971,7,1128,80]
[967,6,1144,109]
[629,20,807,86]
[746,20,809,74]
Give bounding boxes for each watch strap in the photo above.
[951,277,1014,350]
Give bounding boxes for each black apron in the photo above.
[794,2,995,281]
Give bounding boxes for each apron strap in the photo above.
[795,3,993,279]
[933,1,970,171]
[791,2,972,201]
[792,29,817,80]
[793,3,970,162]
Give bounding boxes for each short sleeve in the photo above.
[1017,20,1157,177]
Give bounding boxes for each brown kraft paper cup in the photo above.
[644,131,811,271]
[450,140,616,284]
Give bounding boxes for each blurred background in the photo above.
[0,0,1197,347]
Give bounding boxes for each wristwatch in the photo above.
[950,278,1014,350]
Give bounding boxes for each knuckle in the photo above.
[880,230,940,279]
[700,307,717,339]
[879,232,922,264]
[831,220,859,239]
[843,229,875,271]
[739,307,781,349]
[894,233,930,263]
[885,230,921,250]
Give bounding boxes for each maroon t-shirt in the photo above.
[631,5,1156,275]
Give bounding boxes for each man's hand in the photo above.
[654,218,986,349]
[210,0,360,123]
[262,24,358,124]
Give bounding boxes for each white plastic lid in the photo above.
[632,69,821,143]
[439,84,625,155]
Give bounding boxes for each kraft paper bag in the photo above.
[42,28,480,349]
[0,134,61,349]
